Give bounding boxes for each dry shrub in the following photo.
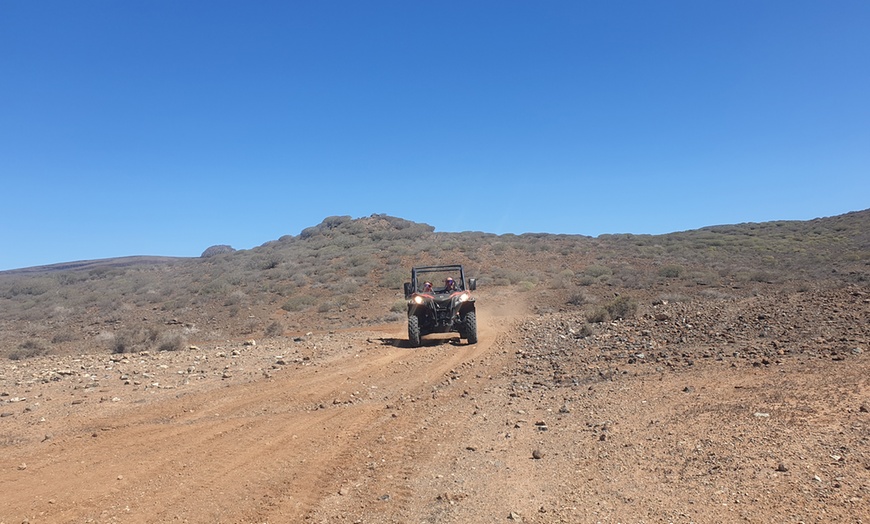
[606,296,638,319]
[658,265,684,278]
[586,308,609,323]
[282,295,315,312]
[587,296,638,323]
[264,320,284,337]
[157,332,187,352]
[567,291,589,306]
[8,339,49,360]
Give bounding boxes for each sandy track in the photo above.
[1,301,515,523]
[4,287,868,523]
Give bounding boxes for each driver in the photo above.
[423,282,433,292]
[444,277,457,292]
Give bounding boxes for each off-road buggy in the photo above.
[403,264,478,347]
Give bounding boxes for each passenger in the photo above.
[423,282,433,292]
[444,277,457,292]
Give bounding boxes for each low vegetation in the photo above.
[0,210,867,359]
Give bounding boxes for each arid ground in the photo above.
[2,283,868,523]
[1,213,868,523]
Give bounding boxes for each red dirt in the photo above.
[1,287,868,523]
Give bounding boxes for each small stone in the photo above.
[508,511,523,521]
[18,463,27,470]
[776,463,789,472]
[532,449,544,460]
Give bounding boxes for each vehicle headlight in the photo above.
[458,293,469,302]
[413,296,424,304]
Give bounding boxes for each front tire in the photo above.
[408,315,421,347]
[464,311,478,344]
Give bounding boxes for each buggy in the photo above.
[403,264,478,347]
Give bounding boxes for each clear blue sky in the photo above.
[2,1,868,271]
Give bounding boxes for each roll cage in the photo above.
[404,264,476,298]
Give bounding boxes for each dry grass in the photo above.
[0,210,867,359]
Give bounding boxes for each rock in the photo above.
[532,449,544,460]
[776,463,789,472]
[508,511,523,521]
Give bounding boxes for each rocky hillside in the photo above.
[0,210,867,360]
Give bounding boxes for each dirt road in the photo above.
[2,287,868,523]
[1,292,522,523]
